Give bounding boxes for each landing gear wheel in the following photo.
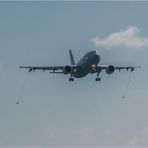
[69,78,74,82]
[95,77,101,81]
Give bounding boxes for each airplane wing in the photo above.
[114,66,140,71]
[96,65,140,73]
[19,66,64,73]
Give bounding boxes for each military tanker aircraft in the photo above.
[20,50,139,81]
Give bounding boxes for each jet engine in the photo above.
[63,65,72,74]
[106,65,115,74]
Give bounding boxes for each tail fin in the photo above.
[69,49,75,65]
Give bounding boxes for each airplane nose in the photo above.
[95,51,99,54]
[95,51,99,56]
[95,51,100,62]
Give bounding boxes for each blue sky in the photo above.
[0,1,148,147]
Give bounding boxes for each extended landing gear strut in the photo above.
[95,71,101,81]
[69,73,74,82]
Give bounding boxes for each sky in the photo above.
[0,1,148,147]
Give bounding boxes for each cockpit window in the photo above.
[88,51,96,54]
[84,51,96,57]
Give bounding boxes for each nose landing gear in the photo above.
[95,70,101,81]
[69,77,74,82]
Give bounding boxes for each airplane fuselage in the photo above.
[73,51,100,78]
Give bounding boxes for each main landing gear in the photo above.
[69,77,74,82]
[69,72,74,82]
[95,77,101,81]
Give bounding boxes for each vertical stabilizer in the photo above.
[69,49,75,65]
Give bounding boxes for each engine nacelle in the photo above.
[63,65,72,74]
[106,65,115,74]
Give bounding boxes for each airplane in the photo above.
[20,50,139,82]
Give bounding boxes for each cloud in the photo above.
[141,126,148,135]
[126,126,148,147]
[91,26,148,49]
[126,137,138,147]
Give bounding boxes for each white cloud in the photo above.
[91,26,148,49]
[141,126,148,135]
[126,126,148,147]
[126,137,138,147]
